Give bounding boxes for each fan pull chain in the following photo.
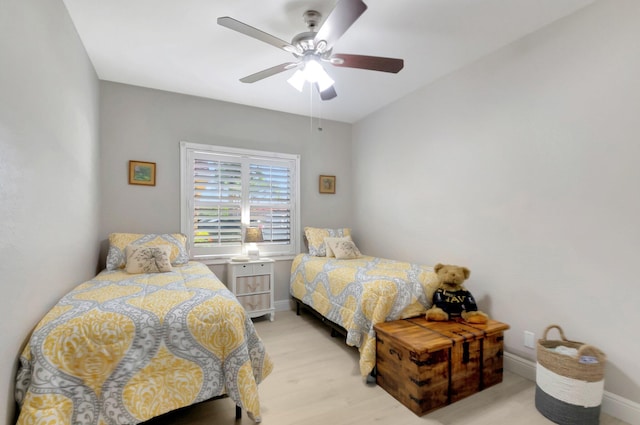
[308,86,325,140]
[317,111,323,132]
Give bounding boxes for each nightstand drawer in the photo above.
[237,293,271,312]
[232,262,273,276]
[251,261,273,274]
[236,275,270,295]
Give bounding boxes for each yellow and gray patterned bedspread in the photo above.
[15,261,273,424]
[290,254,438,376]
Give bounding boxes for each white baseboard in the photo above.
[274,299,294,312]
[504,351,537,381]
[504,352,640,425]
[601,391,640,425]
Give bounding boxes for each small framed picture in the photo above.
[129,160,156,186]
[319,175,336,194]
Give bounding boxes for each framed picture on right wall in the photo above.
[319,175,336,194]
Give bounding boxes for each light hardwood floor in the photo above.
[148,309,628,425]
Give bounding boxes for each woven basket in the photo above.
[535,325,606,425]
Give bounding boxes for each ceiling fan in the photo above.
[217,0,404,100]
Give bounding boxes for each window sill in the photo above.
[195,254,297,266]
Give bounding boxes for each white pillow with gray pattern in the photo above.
[325,238,361,259]
[125,244,173,274]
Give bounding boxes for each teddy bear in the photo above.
[425,263,489,324]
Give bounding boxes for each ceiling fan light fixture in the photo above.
[287,69,306,92]
[287,59,335,93]
[316,71,335,92]
[303,59,334,91]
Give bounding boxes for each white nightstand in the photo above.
[227,259,275,321]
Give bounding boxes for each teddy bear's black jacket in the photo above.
[432,288,479,317]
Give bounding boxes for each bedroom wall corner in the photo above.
[0,0,100,423]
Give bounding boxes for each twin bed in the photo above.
[15,233,272,425]
[290,228,439,376]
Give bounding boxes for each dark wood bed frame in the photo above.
[293,296,377,382]
[293,296,348,338]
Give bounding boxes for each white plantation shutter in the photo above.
[193,157,242,247]
[249,164,292,244]
[181,142,300,259]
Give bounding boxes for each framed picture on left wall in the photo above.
[129,160,156,186]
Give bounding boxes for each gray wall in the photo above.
[99,81,353,302]
[0,0,100,422]
[353,0,639,405]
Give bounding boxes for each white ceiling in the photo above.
[62,0,594,123]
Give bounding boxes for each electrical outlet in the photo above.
[524,331,535,349]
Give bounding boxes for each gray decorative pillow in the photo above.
[125,245,173,274]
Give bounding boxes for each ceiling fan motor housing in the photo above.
[291,11,329,56]
[291,32,318,54]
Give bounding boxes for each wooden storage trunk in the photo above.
[374,317,509,416]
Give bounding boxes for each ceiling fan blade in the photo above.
[217,17,297,53]
[314,0,367,51]
[329,54,404,73]
[240,62,298,83]
[317,84,338,101]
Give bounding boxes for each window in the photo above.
[180,141,300,260]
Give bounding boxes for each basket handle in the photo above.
[542,324,568,342]
[578,344,606,363]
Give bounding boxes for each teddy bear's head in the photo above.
[434,263,470,289]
